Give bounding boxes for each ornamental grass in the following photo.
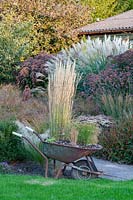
[48,60,80,140]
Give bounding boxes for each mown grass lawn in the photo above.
[0,174,133,200]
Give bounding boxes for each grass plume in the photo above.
[48,60,80,140]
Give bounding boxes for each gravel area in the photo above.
[93,157,133,181]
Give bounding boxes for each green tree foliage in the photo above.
[0,0,91,54]
[81,0,132,22]
[0,16,34,83]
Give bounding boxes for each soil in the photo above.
[49,140,102,150]
[0,161,46,176]
[0,160,70,178]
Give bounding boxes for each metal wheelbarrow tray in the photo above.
[43,141,102,163]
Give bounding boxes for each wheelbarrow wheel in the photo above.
[71,160,93,180]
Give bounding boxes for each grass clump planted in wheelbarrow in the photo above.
[48,59,80,142]
[76,123,99,146]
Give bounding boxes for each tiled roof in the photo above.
[79,10,133,35]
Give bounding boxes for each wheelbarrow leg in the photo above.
[55,163,67,179]
[44,158,49,178]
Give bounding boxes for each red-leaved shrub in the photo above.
[17,53,53,89]
[97,117,133,164]
[83,49,133,97]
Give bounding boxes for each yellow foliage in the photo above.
[81,0,131,22]
[0,0,91,54]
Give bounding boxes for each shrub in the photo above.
[97,117,133,164]
[84,66,132,97]
[84,49,133,97]
[110,49,133,70]
[17,53,53,89]
[0,119,25,162]
[109,49,133,93]
[75,123,99,145]
[0,15,34,84]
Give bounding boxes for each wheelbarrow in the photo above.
[12,127,103,179]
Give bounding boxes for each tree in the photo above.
[81,0,132,22]
[0,0,91,54]
[0,16,34,83]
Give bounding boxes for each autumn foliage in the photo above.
[0,0,91,54]
[17,53,52,89]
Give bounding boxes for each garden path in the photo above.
[93,157,133,181]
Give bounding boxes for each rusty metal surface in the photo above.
[43,142,102,163]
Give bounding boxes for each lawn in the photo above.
[0,174,133,200]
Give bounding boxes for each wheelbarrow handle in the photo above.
[25,126,34,133]
[12,131,23,138]
[12,131,48,178]
[25,126,44,143]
